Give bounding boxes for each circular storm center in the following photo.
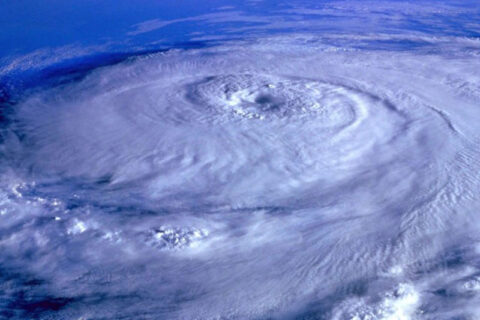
[185,74,358,126]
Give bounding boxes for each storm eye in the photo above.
[254,94,282,111]
[254,94,274,104]
[187,74,359,124]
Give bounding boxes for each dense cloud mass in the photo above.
[1,33,480,319]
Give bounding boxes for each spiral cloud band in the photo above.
[1,34,480,319]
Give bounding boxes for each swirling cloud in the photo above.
[1,32,480,319]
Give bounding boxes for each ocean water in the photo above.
[1,1,480,319]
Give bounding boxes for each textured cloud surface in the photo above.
[1,14,480,320]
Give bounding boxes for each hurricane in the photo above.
[1,1,480,319]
